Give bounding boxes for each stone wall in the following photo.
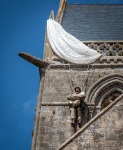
[42,66,123,103]
[36,66,123,150]
[60,96,123,150]
[39,105,72,150]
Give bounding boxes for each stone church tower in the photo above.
[19,0,123,150]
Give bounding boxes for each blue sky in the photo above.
[0,0,123,150]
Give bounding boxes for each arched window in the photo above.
[101,89,122,109]
[85,74,123,117]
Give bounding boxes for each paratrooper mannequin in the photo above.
[67,87,85,127]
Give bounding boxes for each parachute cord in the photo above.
[62,59,73,93]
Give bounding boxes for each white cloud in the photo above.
[22,96,37,113]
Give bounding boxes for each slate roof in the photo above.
[61,5,123,41]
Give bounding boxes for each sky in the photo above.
[0,0,123,150]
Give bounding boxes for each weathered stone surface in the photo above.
[34,66,123,150]
[42,67,123,104]
[61,97,123,150]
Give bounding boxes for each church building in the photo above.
[19,0,123,149]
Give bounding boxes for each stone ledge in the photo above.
[41,102,69,106]
[41,102,95,106]
[49,63,123,70]
[52,56,123,64]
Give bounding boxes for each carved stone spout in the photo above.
[19,52,50,68]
